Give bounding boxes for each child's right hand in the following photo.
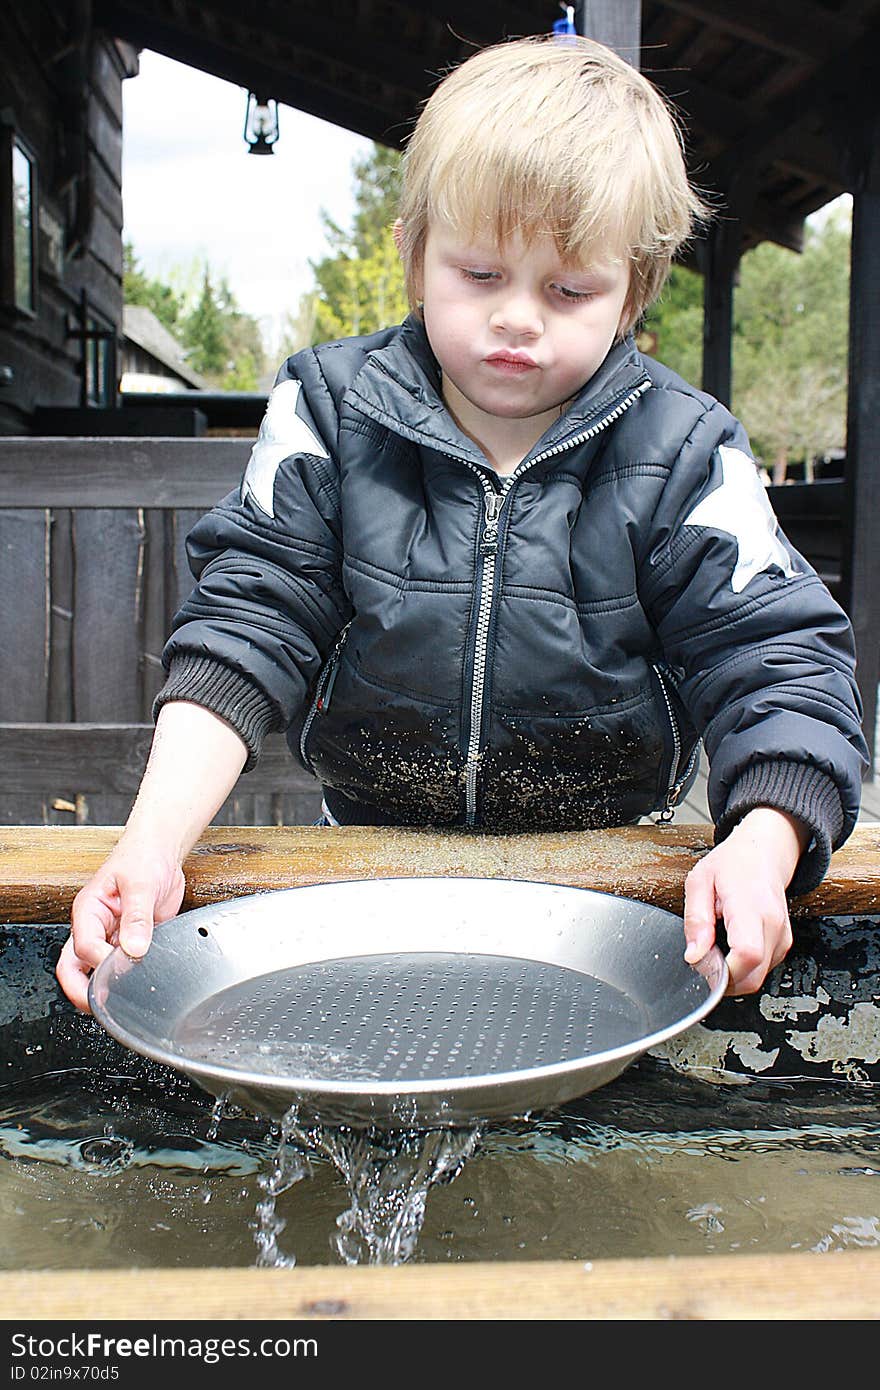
[55,836,186,1013]
[55,702,251,1013]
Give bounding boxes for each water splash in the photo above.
[252,1105,483,1267]
[252,1106,310,1268]
[206,1094,230,1141]
[323,1123,483,1266]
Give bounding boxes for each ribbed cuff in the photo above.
[714,759,845,897]
[152,655,283,771]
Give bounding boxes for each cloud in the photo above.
[121,50,375,335]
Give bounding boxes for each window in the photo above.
[84,313,115,406]
[1,121,38,316]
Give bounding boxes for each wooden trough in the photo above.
[1,822,879,1321]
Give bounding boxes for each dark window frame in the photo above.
[0,116,38,319]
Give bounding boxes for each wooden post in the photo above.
[841,104,880,775]
[574,1,641,66]
[698,213,740,407]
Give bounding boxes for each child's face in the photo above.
[418,222,631,438]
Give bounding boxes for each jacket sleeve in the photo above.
[637,399,868,894]
[154,354,351,768]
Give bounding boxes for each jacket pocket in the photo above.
[299,623,351,774]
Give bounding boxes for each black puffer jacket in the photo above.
[157,316,868,892]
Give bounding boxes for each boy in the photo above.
[58,36,867,1012]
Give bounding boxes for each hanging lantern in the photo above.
[244,93,280,155]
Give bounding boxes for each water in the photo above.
[1,1061,879,1270]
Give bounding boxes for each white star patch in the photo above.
[683,445,799,593]
[240,378,330,519]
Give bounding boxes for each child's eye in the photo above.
[460,268,499,283]
[552,284,594,302]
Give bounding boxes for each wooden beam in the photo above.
[93,1,416,146]
[658,0,860,64]
[841,100,880,771]
[0,437,249,507]
[0,723,312,796]
[2,1249,880,1320]
[575,1,642,66]
[2,823,878,925]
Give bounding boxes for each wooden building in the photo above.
[0,5,138,429]
[1,0,878,825]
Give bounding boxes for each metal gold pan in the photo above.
[89,877,728,1129]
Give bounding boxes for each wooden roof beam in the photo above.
[658,0,860,64]
[94,2,410,145]
[100,0,435,104]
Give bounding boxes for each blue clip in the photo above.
[553,4,577,39]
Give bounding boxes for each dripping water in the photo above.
[251,1104,483,1267]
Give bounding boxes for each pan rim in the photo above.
[88,876,729,1103]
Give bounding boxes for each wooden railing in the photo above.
[0,437,322,827]
[0,439,847,827]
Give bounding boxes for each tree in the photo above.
[123,247,267,391]
[640,264,704,385]
[301,144,409,344]
[732,208,850,476]
[643,208,850,477]
[182,268,227,376]
[123,242,183,335]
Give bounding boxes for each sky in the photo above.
[121,50,375,357]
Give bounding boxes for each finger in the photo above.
[682,866,718,964]
[55,935,106,1013]
[70,882,120,970]
[768,913,793,973]
[722,907,771,996]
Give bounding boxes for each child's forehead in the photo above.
[427,218,628,271]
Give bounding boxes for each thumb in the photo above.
[117,886,156,959]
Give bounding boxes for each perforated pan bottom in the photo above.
[89,878,728,1127]
[172,952,646,1083]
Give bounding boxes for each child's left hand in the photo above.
[682,806,810,995]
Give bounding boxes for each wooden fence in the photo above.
[0,439,846,827]
[0,438,322,827]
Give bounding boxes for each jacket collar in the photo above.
[346,313,650,469]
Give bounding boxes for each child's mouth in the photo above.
[484,352,539,374]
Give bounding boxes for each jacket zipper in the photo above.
[459,376,652,824]
[652,661,698,821]
[299,622,351,771]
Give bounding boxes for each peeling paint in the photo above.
[760,994,821,1022]
[786,1003,880,1069]
[651,1022,779,1077]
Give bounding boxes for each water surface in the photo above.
[1,1061,878,1269]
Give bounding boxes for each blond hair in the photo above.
[396,35,709,332]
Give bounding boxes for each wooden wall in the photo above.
[0,438,322,827]
[0,5,137,432]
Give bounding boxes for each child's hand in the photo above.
[55,836,186,1013]
[682,807,809,995]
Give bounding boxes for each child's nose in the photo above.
[490,293,543,337]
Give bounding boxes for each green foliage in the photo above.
[123,244,266,391]
[641,264,704,385]
[123,242,183,335]
[295,144,409,347]
[732,209,850,472]
[643,206,850,472]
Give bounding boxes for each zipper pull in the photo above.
[317,658,341,712]
[481,492,503,555]
[316,624,350,712]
